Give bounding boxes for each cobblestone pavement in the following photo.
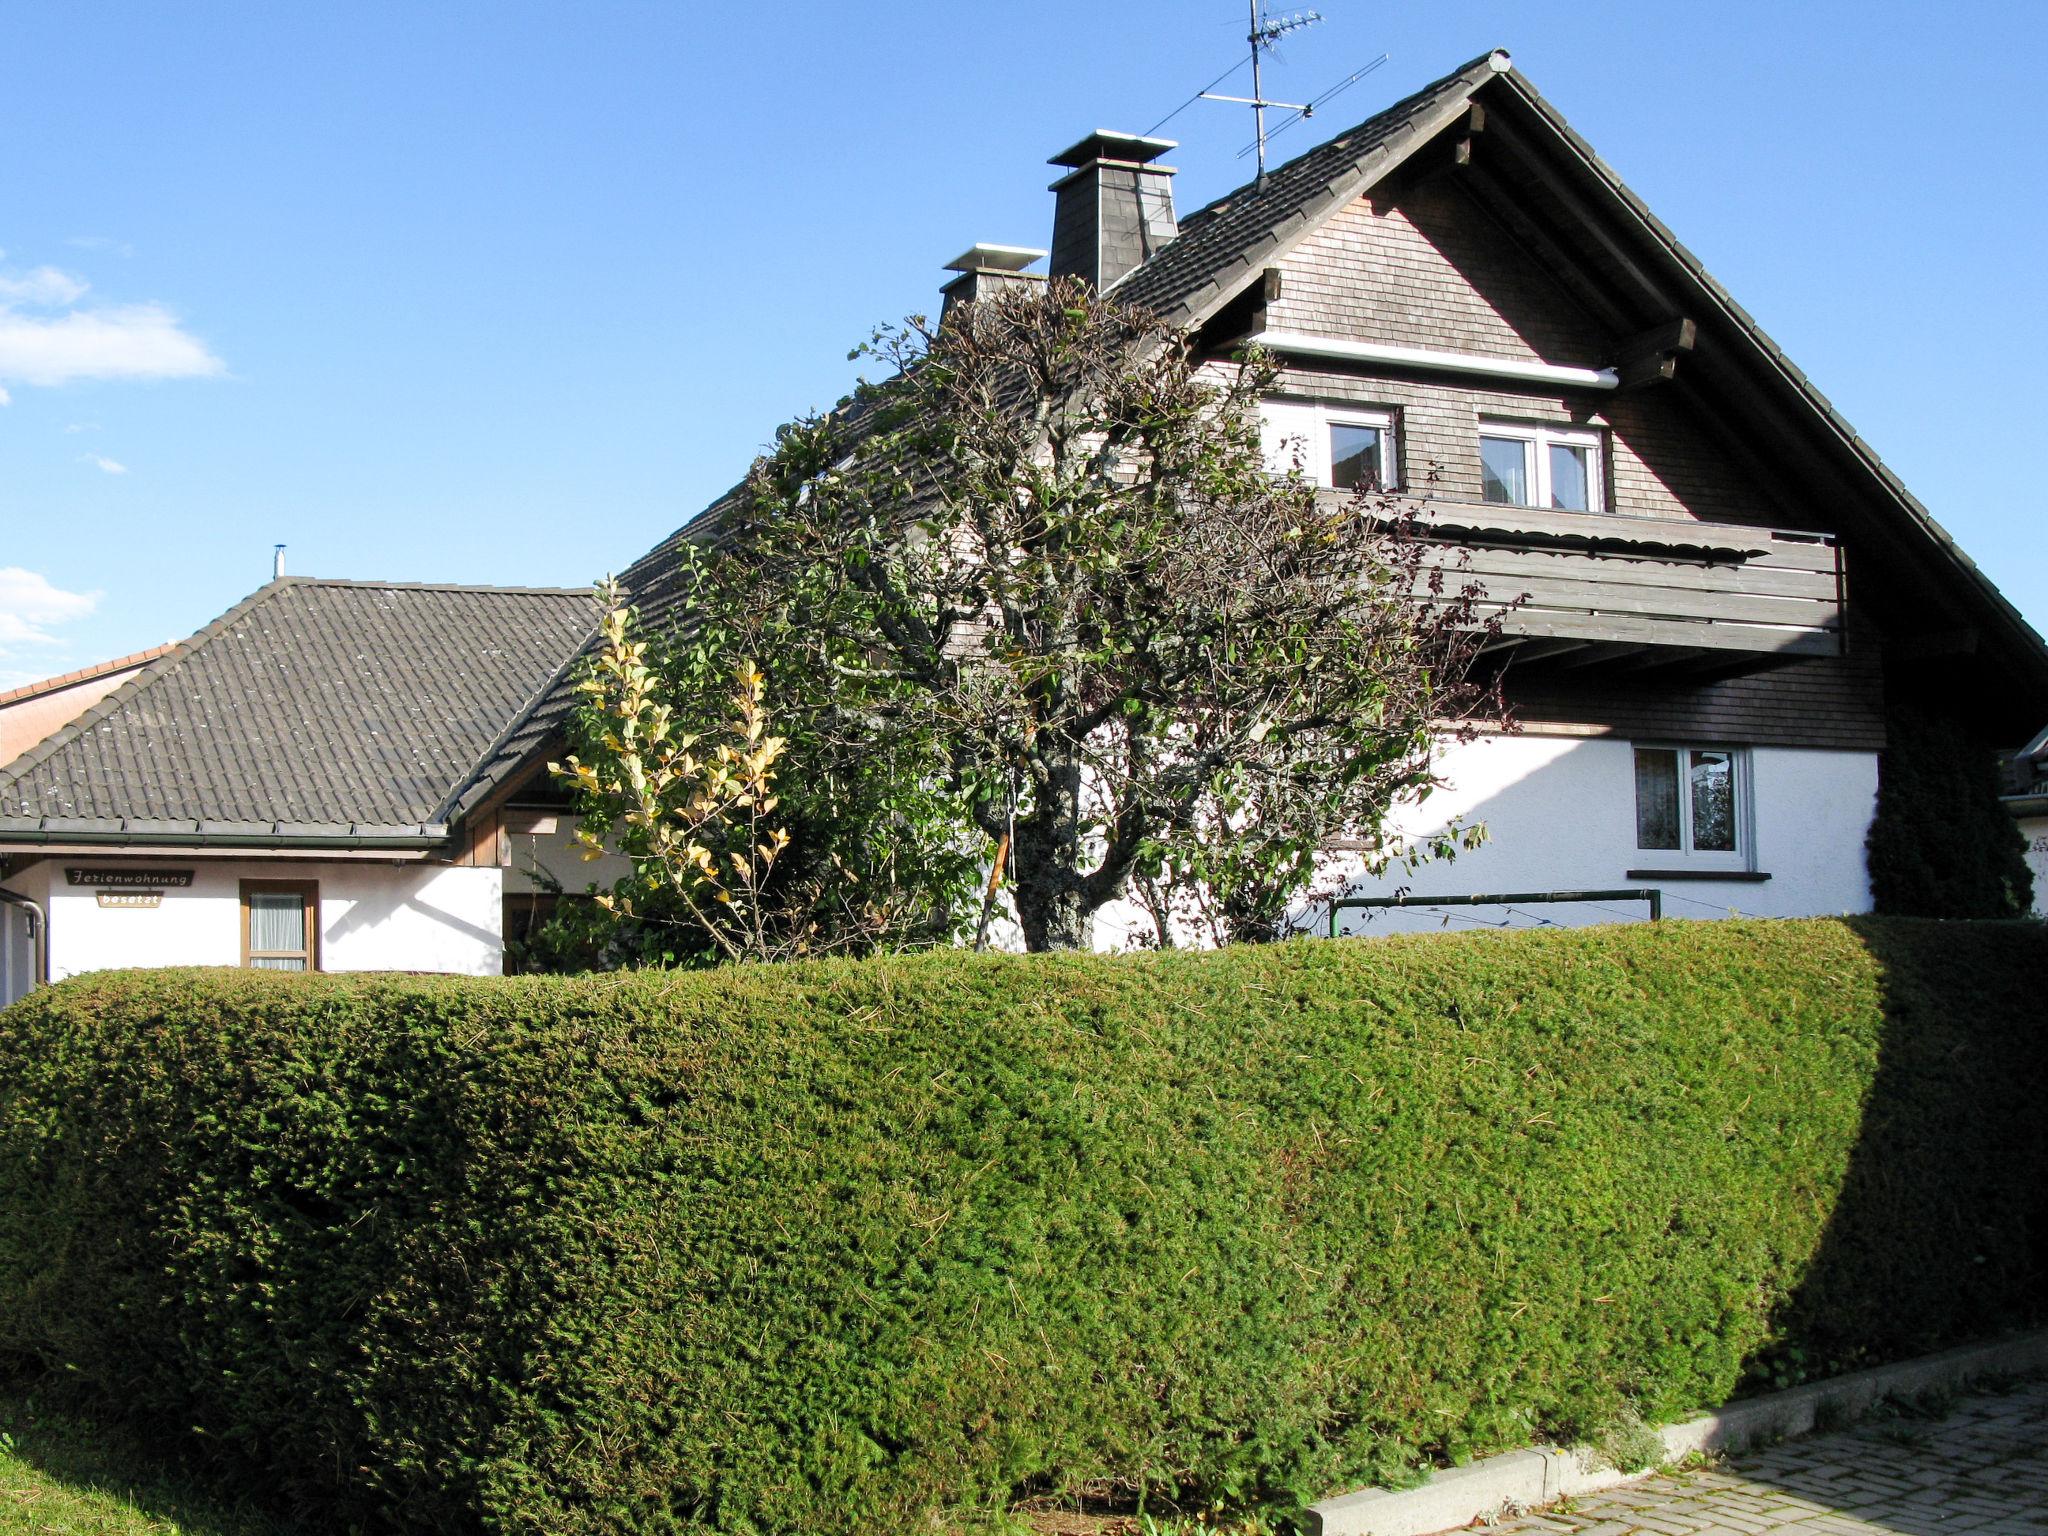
[1490,1377,2048,1536]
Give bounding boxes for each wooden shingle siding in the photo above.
[1506,657,1886,752]
[1504,603,1887,751]
[1266,180,1614,368]
[1254,360,1818,533]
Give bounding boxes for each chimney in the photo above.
[940,243,1048,321]
[273,543,287,580]
[1047,130,1178,290]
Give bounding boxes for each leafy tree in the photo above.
[718,277,1498,950]
[546,576,982,966]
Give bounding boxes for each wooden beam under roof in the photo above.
[1451,161,1638,335]
[1614,317,1699,390]
[1499,637,1595,665]
[1482,110,1683,316]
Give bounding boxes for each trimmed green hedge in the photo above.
[0,918,2043,1532]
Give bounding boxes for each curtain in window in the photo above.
[249,890,307,970]
[1688,750,1736,851]
[1634,747,1680,849]
[1548,443,1592,510]
[1480,436,1526,505]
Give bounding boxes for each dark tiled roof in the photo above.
[592,54,1507,652]
[0,579,593,837]
[1111,50,1506,323]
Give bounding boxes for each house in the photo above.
[5,48,2042,993]
[0,577,608,1004]
[545,48,2048,942]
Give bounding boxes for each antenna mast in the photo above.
[1201,4,1321,185]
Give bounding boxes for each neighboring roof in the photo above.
[0,578,593,845]
[0,644,177,709]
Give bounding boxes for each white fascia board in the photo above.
[1250,330,1621,391]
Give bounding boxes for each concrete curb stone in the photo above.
[1305,1328,2048,1536]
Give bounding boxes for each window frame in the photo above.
[1630,743,1752,871]
[1478,420,1606,512]
[240,879,320,971]
[1260,400,1401,492]
[1323,407,1398,494]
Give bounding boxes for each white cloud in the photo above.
[80,453,126,475]
[0,567,100,656]
[0,301,223,387]
[0,386,9,407]
[0,266,90,307]
[0,257,223,389]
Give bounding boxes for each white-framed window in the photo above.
[1260,401,1399,492]
[1479,422,1604,512]
[1632,744,1749,867]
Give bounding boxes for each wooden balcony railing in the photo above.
[1384,498,1845,658]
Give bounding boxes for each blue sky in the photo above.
[2,1,2043,686]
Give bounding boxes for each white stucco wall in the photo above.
[1092,732,1880,946]
[1327,733,1877,935]
[2021,815,2048,917]
[0,858,504,982]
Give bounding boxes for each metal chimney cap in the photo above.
[1048,130,1177,169]
[944,243,1047,274]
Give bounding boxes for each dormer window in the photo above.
[1479,423,1604,512]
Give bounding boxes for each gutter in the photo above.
[0,887,48,991]
[0,820,450,855]
[2003,793,2048,819]
[1251,330,1620,390]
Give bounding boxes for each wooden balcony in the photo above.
[1384,498,1845,671]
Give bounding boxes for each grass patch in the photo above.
[0,1378,287,1535]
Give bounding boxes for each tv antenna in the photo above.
[1202,4,1321,185]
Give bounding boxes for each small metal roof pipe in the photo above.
[0,888,49,993]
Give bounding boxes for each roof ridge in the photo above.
[0,642,178,708]
[1163,48,1509,236]
[1106,49,1507,322]
[0,579,294,799]
[282,576,593,596]
[1487,63,2048,687]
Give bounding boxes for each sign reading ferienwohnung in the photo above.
[65,869,195,889]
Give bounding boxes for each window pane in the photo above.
[1480,436,1528,504]
[249,891,305,955]
[1634,748,1680,850]
[1689,751,1737,852]
[1330,424,1384,491]
[1549,442,1593,510]
[251,955,307,972]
